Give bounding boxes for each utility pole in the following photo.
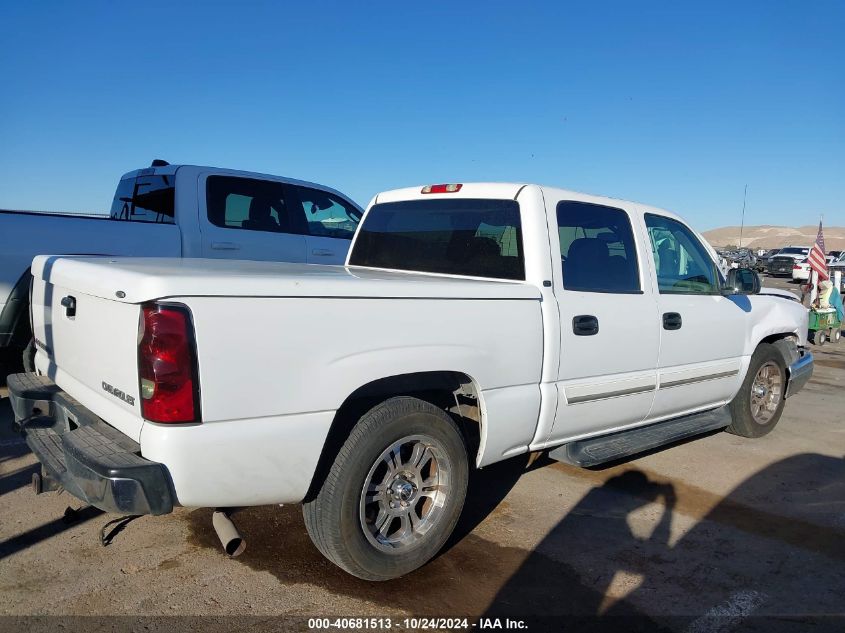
[739,184,747,248]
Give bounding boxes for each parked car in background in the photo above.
[828,250,842,259]
[768,246,811,276]
[723,248,757,270]
[792,255,836,284]
[792,259,812,283]
[757,248,781,272]
[0,161,363,368]
[10,182,813,581]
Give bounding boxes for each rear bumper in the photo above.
[7,372,174,515]
[785,350,814,399]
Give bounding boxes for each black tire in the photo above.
[727,344,787,438]
[816,331,826,346]
[302,396,469,580]
[831,328,841,344]
[22,338,36,373]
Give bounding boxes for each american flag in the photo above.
[807,220,829,281]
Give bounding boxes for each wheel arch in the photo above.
[729,333,799,403]
[0,267,33,349]
[758,332,800,366]
[303,370,484,502]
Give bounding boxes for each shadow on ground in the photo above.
[182,451,844,629]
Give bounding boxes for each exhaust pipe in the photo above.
[212,509,246,557]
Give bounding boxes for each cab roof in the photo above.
[372,182,684,223]
[117,164,363,210]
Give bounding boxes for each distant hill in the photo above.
[702,225,845,251]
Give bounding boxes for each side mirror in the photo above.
[723,267,761,295]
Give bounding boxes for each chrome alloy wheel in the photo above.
[359,434,452,552]
[750,361,783,425]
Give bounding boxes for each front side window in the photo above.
[289,185,362,240]
[206,176,305,234]
[349,198,524,280]
[557,201,640,293]
[110,175,175,224]
[645,214,719,294]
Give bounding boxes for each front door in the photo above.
[642,213,748,420]
[547,200,660,445]
[285,184,362,265]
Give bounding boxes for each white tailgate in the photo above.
[32,279,145,441]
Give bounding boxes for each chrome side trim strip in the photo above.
[660,369,738,389]
[566,384,656,404]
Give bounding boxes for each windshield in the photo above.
[349,198,525,280]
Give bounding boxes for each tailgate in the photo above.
[31,274,145,442]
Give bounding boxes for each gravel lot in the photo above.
[1,274,842,631]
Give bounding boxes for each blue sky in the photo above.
[1,1,842,230]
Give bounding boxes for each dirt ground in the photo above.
[0,275,842,632]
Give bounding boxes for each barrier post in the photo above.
[810,270,819,305]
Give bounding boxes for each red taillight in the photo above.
[421,183,462,194]
[793,265,802,270]
[138,303,199,423]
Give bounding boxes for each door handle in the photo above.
[311,249,335,257]
[211,241,240,250]
[663,312,682,330]
[572,315,599,336]
[61,295,76,318]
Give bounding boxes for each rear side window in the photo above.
[288,185,362,240]
[110,175,175,224]
[557,201,641,293]
[349,199,524,280]
[206,176,306,234]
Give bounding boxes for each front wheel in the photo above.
[303,397,469,580]
[727,344,787,438]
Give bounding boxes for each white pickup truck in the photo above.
[0,161,362,365]
[8,182,813,581]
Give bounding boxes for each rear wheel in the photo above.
[830,328,841,344]
[816,331,827,346]
[727,344,786,438]
[303,397,469,580]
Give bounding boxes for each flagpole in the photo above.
[739,184,747,248]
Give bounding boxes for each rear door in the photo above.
[547,200,660,444]
[286,185,362,264]
[642,213,747,420]
[198,174,307,262]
